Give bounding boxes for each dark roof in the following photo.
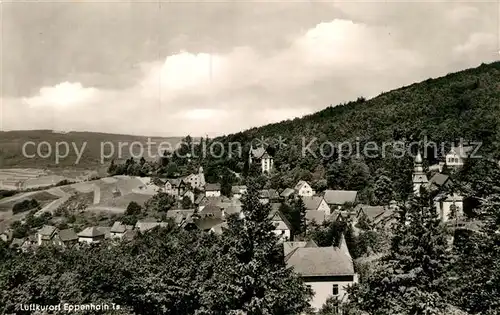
[205,183,221,191]
[303,196,325,210]
[59,229,78,242]
[323,190,357,205]
[428,173,451,187]
[285,247,355,276]
[250,147,266,159]
[305,210,326,225]
[38,225,57,236]
[194,217,224,231]
[269,209,293,230]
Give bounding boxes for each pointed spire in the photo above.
[415,151,423,164]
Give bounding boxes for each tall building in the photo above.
[412,152,428,196]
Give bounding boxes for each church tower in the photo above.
[198,166,206,188]
[412,152,428,196]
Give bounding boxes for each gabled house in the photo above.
[323,190,357,210]
[283,240,318,256]
[58,228,79,248]
[303,196,330,214]
[10,236,35,252]
[280,188,296,199]
[445,145,474,168]
[434,193,464,222]
[205,183,221,197]
[231,185,247,199]
[164,178,187,196]
[199,204,224,219]
[269,209,292,241]
[285,235,357,311]
[183,167,206,189]
[305,210,327,225]
[427,173,453,193]
[77,227,106,244]
[294,181,314,197]
[249,147,273,174]
[166,209,196,226]
[110,221,128,239]
[37,225,60,246]
[354,205,395,230]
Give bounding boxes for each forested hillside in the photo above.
[189,61,500,203]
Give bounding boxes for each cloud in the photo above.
[2,2,499,136]
[23,82,100,108]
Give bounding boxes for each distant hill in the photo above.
[218,61,500,159]
[0,130,183,170]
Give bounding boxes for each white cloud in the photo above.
[3,7,499,136]
[23,82,99,108]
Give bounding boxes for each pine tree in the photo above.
[348,189,451,314]
[203,180,313,314]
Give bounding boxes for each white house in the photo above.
[269,209,292,241]
[249,147,273,174]
[434,193,464,223]
[205,183,221,197]
[231,185,247,199]
[285,234,357,311]
[294,181,314,197]
[77,227,106,244]
[37,225,60,246]
[445,145,474,168]
[183,166,206,189]
[303,196,330,215]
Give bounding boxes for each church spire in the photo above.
[412,151,428,196]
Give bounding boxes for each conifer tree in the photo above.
[348,189,451,314]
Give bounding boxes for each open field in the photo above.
[0,190,61,212]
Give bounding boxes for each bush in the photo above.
[12,199,40,214]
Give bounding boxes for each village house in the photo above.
[231,185,247,199]
[37,225,60,246]
[445,144,474,168]
[205,183,221,197]
[183,167,206,189]
[269,209,292,241]
[303,196,330,214]
[280,188,296,199]
[285,235,357,311]
[10,236,36,252]
[434,193,464,222]
[164,178,187,196]
[0,229,13,243]
[77,227,106,244]
[249,147,273,174]
[305,210,327,225]
[427,173,453,193]
[110,221,133,239]
[323,190,358,210]
[354,205,396,231]
[135,220,168,233]
[295,180,314,197]
[58,228,79,248]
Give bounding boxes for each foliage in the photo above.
[125,201,142,216]
[12,199,40,214]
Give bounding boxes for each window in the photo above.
[332,284,339,296]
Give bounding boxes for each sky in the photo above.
[1,0,499,137]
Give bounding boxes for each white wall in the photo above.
[318,200,330,215]
[435,200,463,222]
[306,280,354,311]
[206,191,221,197]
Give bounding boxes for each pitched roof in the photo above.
[303,196,325,210]
[205,183,221,191]
[269,209,293,230]
[38,225,57,236]
[77,227,105,238]
[280,188,296,197]
[355,205,386,221]
[250,147,266,159]
[122,229,137,241]
[294,180,310,191]
[59,228,78,242]
[210,221,229,234]
[200,204,223,217]
[232,185,247,194]
[135,221,168,232]
[305,210,326,225]
[285,246,355,277]
[166,209,195,224]
[428,173,451,187]
[194,217,224,231]
[111,221,127,233]
[323,190,357,205]
[283,240,318,256]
